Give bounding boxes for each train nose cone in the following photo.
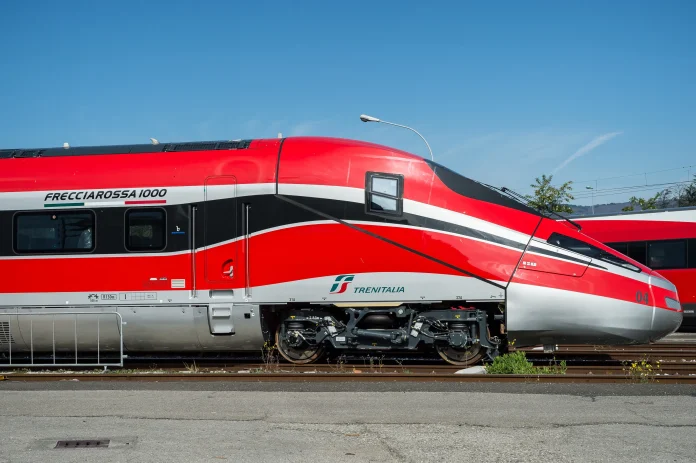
[648,274,683,342]
[649,303,683,342]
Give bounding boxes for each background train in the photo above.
[0,136,683,366]
[573,206,696,332]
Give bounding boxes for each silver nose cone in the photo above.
[649,307,683,342]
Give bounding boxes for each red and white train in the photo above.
[0,136,684,365]
[574,207,696,331]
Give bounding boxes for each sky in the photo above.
[1,0,695,206]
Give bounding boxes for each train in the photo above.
[572,206,695,331]
[0,136,683,366]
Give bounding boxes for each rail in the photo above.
[0,311,125,368]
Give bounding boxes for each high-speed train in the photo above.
[0,136,683,365]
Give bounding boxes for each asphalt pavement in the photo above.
[0,380,694,462]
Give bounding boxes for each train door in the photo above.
[203,176,242,335]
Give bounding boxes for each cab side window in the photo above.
[365,172,403,217]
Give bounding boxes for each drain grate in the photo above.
[55,440,110,449]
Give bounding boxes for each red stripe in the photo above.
[125,200,166,205]
[511,265,678,312]
[0,222,665,313]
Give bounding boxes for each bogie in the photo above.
[268,303,503,366]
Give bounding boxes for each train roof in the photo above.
[0,135,427,162]
[569,205,696,220]
[0,139,255,159]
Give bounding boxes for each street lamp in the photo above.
[585,186,594,215]
[359,114,434,162]
[585,180,598,215]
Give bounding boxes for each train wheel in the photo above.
[274,322,325,364]
[435,343,484,366]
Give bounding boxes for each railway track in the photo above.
[2,360,695,384]
[2,340,696,383]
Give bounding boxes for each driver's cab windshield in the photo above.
[547,232,642,273]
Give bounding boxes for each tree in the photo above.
[676,175,696,207]
[525,174,574,214]
[621,189,671,212]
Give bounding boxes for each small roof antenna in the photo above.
[63,142,70,149]
[150,138,159,145]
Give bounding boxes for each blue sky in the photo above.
[2,0,695,206]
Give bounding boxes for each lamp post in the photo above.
[359,114,434,162]
[585,180,597,215]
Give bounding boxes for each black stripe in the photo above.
[424,159,543,216]
[0,194,528,262]
[276,194,507,290]
[287,195,527,251]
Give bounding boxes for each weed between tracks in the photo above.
[485,351,567,375]
[621,356,662,383]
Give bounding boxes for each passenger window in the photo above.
[14,211,95,253]
[648,240,687,270]
[627,242,647,266]
[365,172,403,216]
[689,239,696,269]
[126,208,166,252]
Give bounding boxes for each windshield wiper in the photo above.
[597,251,641,272]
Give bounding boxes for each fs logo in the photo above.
[329,274,354,294]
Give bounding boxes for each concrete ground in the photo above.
[0,381,694,463]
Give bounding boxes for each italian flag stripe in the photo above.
[44,199,167,208]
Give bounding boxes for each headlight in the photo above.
[665,297,682,311]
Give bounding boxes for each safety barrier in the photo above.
[0,311,125,368]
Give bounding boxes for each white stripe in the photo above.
[279,183,532,245]
[0,183,275,210]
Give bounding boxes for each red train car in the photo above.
[573,207,696,331]
[0,136,683,365]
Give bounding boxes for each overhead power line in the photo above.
[571,180,692,200]
[511,164,695,193]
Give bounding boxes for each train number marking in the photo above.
[522,261,537,267]
[635,291,649,305]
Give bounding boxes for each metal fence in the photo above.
[0,311,125,368]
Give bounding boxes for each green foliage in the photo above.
[677,175,696,207]
[622,356,662,383]
[622,191,662,212]
[485,351,566,375]
[525,174,574,214]
[622,175,696,212]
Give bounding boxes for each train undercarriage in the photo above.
[265,303,505,366]
[0,302,506,367]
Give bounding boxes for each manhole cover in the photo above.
[55,440,110,449]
